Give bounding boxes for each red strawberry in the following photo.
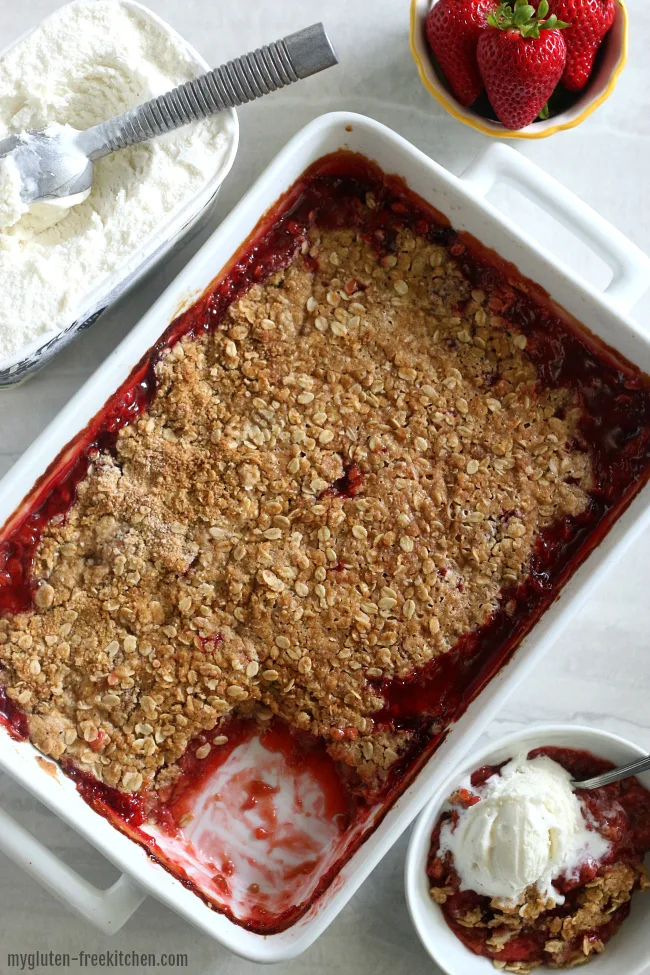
[477,0,568,129]
[549,0,616,90]
[426,0,497,107]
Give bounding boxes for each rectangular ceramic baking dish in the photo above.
[1,112,649,962]
[0,0,238,388]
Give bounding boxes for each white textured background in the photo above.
[0,1,649,973]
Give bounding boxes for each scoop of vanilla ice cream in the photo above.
[439,753,610,905]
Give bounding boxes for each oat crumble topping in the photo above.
[0,225,593,794]
[458,862,648,971]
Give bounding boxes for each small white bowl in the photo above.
[410,0,628,139]
[406,724,650,975]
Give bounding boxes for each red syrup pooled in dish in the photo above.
[149,720,369,931]
[1,152,650,932]
[63,718,374,933]
[0,684,29,740]
[62,761,149,827]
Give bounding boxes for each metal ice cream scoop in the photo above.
[0,23,337,213]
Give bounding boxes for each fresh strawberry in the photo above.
[549,0,615,90]
[426,0,497,107]
[477,0,568,129]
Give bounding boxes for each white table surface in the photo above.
[1,1,649,973]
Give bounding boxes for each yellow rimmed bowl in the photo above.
[410,0,628,139]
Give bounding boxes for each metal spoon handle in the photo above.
[78,24,337,160]
[573,754,650,790]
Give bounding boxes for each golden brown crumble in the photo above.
[0,225,593,793]
[435,862,647,972]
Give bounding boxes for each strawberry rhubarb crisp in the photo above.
[428,747,650,971]
[1,153,650,815]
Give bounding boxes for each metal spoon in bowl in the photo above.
[572,755,650,790]
[0,23,337,215]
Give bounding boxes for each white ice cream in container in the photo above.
[0,0,238,385]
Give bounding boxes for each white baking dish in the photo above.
[1,111,650,962]
[0,0,239,388]
[406,725,650,975]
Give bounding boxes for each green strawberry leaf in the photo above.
[487,0,568,34]
[538,103,550,120]
[514,5,536,24]
[539,15,569,28]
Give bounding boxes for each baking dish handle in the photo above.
[460,143,650,315]
[0,803,146,934]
